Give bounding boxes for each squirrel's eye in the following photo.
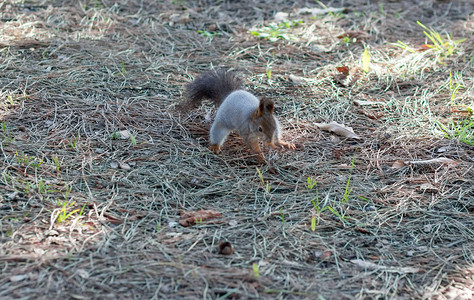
[258,126,263,132]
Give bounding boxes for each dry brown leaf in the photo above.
[333,66,361,87]
[179,209,222,227]
[315,121,361,140]
[336,66,350,76]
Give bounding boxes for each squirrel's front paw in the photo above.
[209,144,221,154]
[277,141,296,150]
[256,153,266,164]
[265,142,277,149]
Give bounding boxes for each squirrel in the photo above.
[183,68,295,162]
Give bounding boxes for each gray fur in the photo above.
[210,90,281,146]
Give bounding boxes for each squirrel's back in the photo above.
[185,69,243,108]
[214,90,259,130]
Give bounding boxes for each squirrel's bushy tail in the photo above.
[185,69,242,108]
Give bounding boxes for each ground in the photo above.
[0,0,473,299]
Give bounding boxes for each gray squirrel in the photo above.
[183,68,295,162]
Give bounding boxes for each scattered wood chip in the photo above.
[419,183,439,193]
[217,241,234,255]
[118,130,130,140]
[7,191,19,201]
[296,7,345,15]
[288,74,307,85]
[314,250,332,259]
[392,157,458,169]
[76,269,90,279]
[351,259,420,274]
[354,227,370,234]
[320,251,332,259]
[392,159,406,169]
[274,12,289,22]
[10,274,28,282]
[119,161,131,170]
[358,109,385,120]
[315,121,361,140]
[337,30,370,42]
[179,209,222,227]
[353,99,386,106]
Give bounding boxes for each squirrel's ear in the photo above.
[260,98,274,114]
[265,99,274,113]
[255,98,274,117]
[256,99,265,117]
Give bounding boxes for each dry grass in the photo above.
[1,0,473,299]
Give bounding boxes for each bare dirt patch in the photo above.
[1,0,473,299]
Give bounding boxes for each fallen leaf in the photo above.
[315,121,361,140]
[179,209,222,227]
[333,66,361,87]
[336,66,350,76]
[110,161,119,169]
[362,48,370,73]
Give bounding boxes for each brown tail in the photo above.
[184,69,242,109]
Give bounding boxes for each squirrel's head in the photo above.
[252,98,277,144]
